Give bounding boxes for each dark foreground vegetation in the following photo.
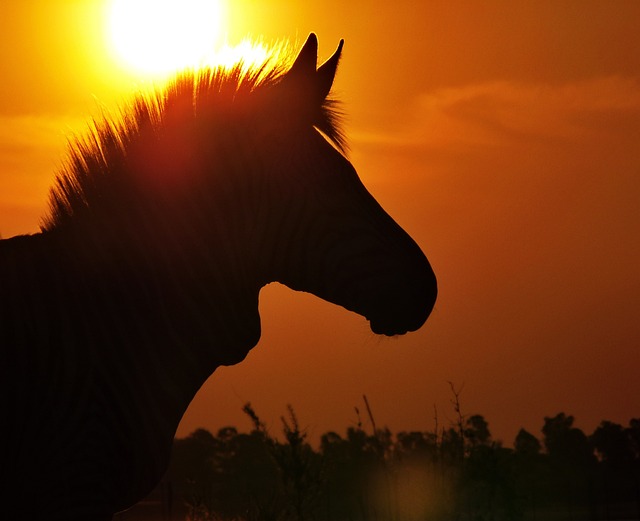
[124,391,640,521]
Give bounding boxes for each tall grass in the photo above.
[162,392,640,521]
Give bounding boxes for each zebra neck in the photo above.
[1,230,263,515]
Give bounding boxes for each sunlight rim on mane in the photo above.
[41,44,347,232]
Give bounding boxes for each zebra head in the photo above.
[42,34,436,347]
[249,34,438,336]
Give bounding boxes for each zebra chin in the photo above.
[366,305,434,337]
[359,285,438,337]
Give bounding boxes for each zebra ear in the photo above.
[286,34,343,107]
[289,33,319,77]
[316,39,344,101]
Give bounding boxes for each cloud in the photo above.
[352,76,640,151]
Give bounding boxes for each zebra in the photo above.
[0,34,437,520]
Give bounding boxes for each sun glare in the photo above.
[108,0,277,79]
[209,40,272,70]
[109,0,225,77]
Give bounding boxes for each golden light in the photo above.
[108,0,280,79]
[108,0,225,77]
[209,40,273,70]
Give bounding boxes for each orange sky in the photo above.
[1,1,639,445]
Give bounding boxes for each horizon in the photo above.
[174,390,639,452]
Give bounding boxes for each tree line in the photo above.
[160,395,639,521]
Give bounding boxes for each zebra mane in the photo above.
[42,49,346,232]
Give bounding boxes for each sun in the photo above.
[108,0,225,77]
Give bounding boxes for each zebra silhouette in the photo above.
[0,34,437,520]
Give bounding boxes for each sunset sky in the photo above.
[1,1,638,445]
